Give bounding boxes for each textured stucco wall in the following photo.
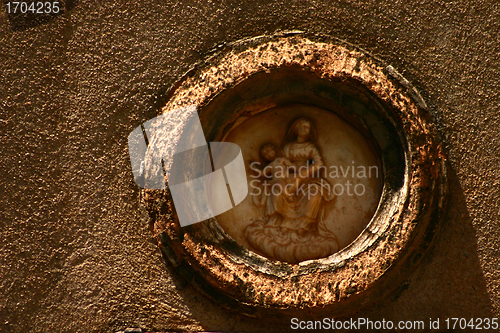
[1,1,499,332]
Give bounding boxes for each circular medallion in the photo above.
[143,32,448,318]
[216,104,383,264]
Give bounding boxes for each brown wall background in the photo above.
[1,0,499,332]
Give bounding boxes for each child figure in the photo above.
[255,143,296,205]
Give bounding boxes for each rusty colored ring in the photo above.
[144,32,448,318]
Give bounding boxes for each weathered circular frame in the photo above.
[144,32,448,318]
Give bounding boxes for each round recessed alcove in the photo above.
[214,102,383,264]
[143,33,447,318]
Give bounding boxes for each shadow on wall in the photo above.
[5,0,79,31]
[345,164,495,327]
[161,165,495,332]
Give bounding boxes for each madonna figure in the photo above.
[245,118,339,263]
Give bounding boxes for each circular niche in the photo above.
[144,33,448,318]
[216,104,383,264]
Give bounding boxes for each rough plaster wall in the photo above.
[0,0,499,332]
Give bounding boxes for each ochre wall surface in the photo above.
[1,1,499,332]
